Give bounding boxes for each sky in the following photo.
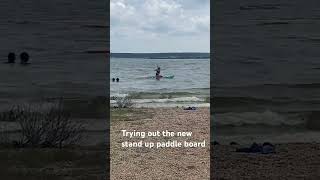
[110,0,210,53]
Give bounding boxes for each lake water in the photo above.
[110,54,210,108]
[213,0,320,144]
[0,0,108,111]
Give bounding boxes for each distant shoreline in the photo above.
[110,52,210,59]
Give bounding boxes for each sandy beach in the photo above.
[211,143,320,179]
[111,107,210,180]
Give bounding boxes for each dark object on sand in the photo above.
[116,78,119,82]
[236,142,261,153]
[250,142,263,152]
[262,142,273,146]
[20,52,30,64]
[213,141,220,145]
[262,142,276,154]
[230,141,238,145]
[236,142,275,154]
[7,52,16,63]
[183,106,196,110]
[112,78,115,82]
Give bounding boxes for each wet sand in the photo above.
[111,107,210,180]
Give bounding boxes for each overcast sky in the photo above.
[110,0,210,53]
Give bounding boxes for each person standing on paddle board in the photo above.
[155,66,162,80]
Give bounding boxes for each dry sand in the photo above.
[211,143,320,179]
[111,107,210,180]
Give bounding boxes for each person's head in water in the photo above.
[20,52,29,64]
[116,78,119,82]
[7,52,15,63]
[112,78,115,82]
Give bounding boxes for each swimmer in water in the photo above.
[20,52,30,64]
[7,52,15,63]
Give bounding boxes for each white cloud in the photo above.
[111,0,209,53]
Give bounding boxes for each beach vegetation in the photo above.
[0,123,10,145]
[113,95,136,108]
[0,108,25,122]
[0,101,84,148]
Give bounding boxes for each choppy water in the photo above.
[110,54,210,107]
[212,60,320,142]
[213,0,320,143]
[0,0,107,111]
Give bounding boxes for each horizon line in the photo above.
[110,52,210,54]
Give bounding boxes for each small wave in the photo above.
[110,96,208,108]
[212,96,320,107]
[214,131,320,144]
[213,110,304,127]
[214,83,320,89]
[212,96,275,108]
[110,91,207,99]
[110,93,128,98]
[133,96,204,103]
[134,103,210,108]
[110,96,204,104]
